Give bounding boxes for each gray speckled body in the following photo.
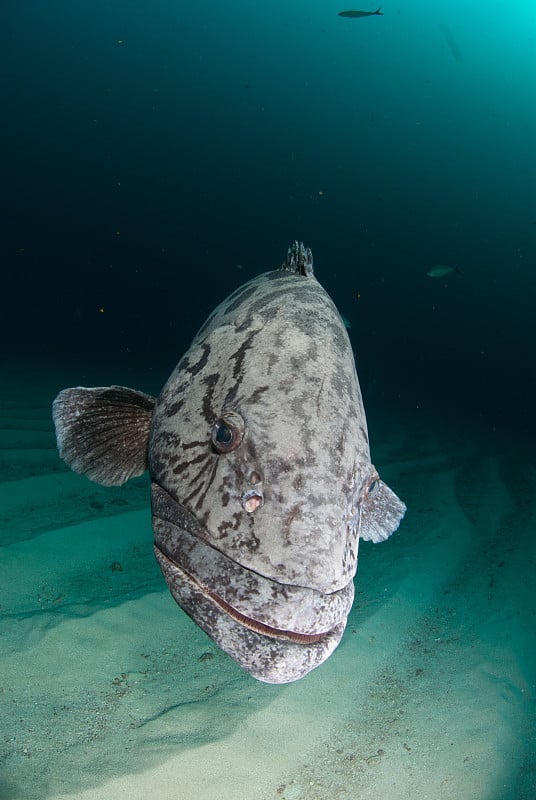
[52,242,405,684]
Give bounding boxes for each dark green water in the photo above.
[2,1,535,422]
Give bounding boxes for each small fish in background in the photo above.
[338,8,383,18]
[438,23,463,64]
[426,265,462,278]
[341,314,352,329]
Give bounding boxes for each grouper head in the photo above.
[52,242,406,684]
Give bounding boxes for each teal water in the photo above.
[1,1,535,798]
[1,365,535,799]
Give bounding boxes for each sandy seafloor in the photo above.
[1,359,535,800]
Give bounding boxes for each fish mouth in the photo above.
[154,543,348,684]
[156,546,330,645]
[151,484,353,682]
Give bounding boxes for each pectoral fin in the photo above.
[52,385,156,486]
[359,480,406,543]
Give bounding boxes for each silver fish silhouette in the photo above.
[52,242,405,684]
[338,8,383,18]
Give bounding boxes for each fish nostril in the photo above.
[249,471,262,485]
[242,490,263,513]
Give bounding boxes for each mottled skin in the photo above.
[52,243,405,684]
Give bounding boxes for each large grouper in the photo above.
[52,242,406,684]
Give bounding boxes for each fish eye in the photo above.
[215,424,232,445]
[211,411,245,453]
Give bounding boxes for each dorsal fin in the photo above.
[280,241,314,277]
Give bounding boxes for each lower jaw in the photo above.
[154,546,347,684]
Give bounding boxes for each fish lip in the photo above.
[155,545,333,645]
